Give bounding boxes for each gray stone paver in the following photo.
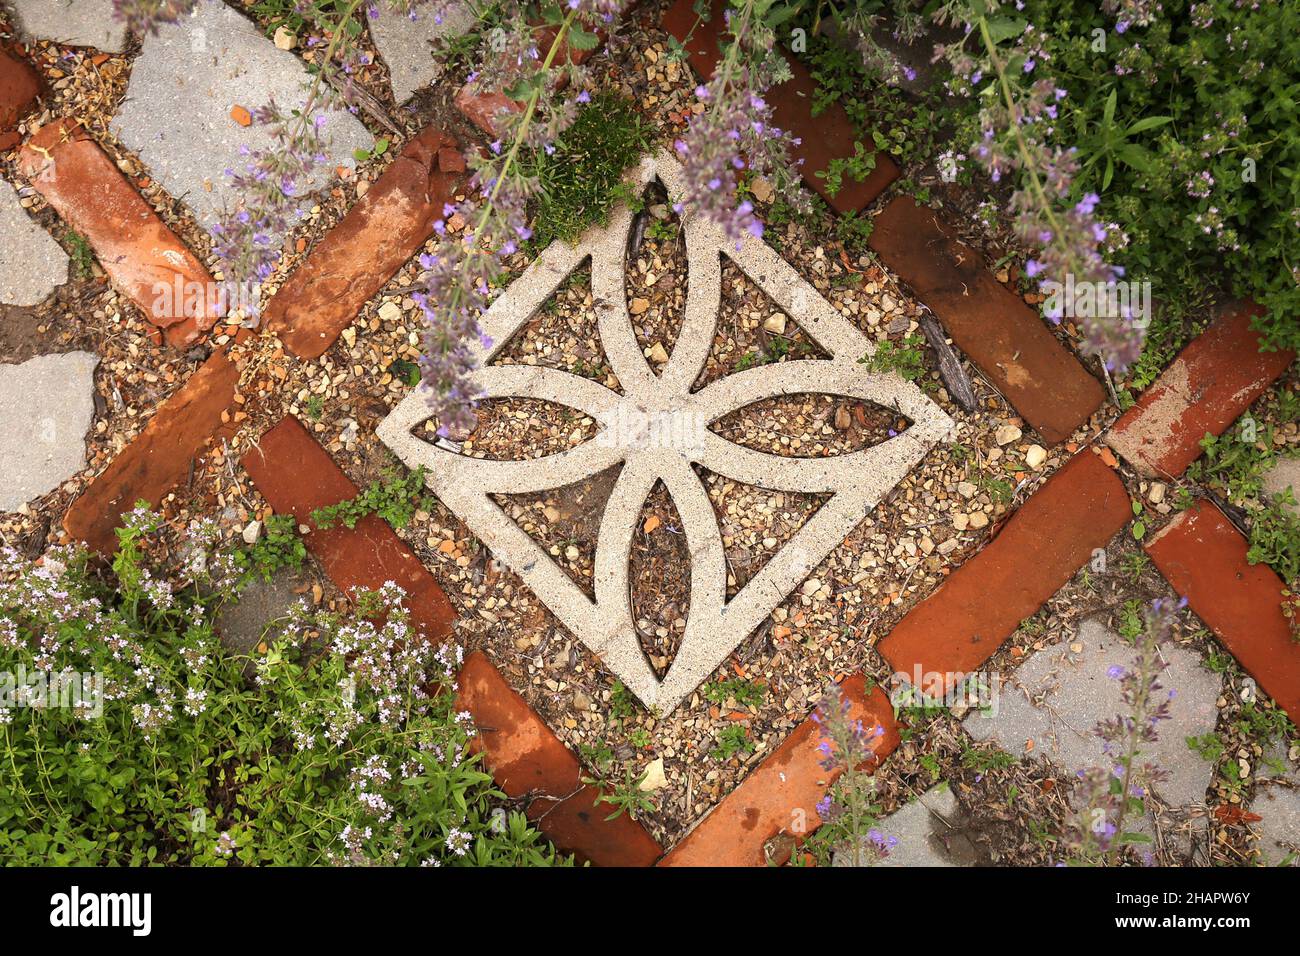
[1261,457,1300,516]
[1250,740,1299,865]
[368,1,473,104]
[0,352,98,513]
[112,0,371,244]
[378,150,955,713]
[8,0,127,53]
[964,617,1222,809]
[0,179,69,307]
[833,784,983,867]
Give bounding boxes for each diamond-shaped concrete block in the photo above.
[379,151,954,712]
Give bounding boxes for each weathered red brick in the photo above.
[454,86,525,139]
[17,120,223,347]
[240,416,455,643]
[868,196,1104,444]
[64,350,239,554]
[456,650,584,796]
[1146,502,1300,723]
[454,23,601,137]
[528,783,664,868]
[879,450,1131,696]
[457,651,662,866]
[662,0,898,213]
[263,127,464,360]
[660,676,898,867]
[1106,302,1295,478]
[0,48,42,133]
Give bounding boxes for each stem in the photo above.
[436,9,580,326]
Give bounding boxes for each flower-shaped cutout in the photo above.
[379,152,954,712]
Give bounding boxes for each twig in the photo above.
[324,70,401,136]
[917,311,977,412]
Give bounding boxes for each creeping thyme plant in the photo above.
[0,509,563,866]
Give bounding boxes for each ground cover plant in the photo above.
[0,510,563,866]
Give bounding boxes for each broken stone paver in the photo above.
[662,0,898,213]
[965,618,1222,810]
[1252,787,1300,865]
[867,196,1105,445]
[368,1,473,104]
[1146,501,1300,724]
[214,567,313,657]
[17,119,224,346]
[879,450,1131,697]
[379,150,954,713]
[240,415,455,644]
[1106,302,1295,478]
[1262,457,1300,517]
[0,178,69,306]
[8,0,128,54]
[456,650,663,866]
[264,127,464,359]
[112,0,371,245]
[0,352,98,513]
[1250,742,1299,865]
[833,784,984,867]
[64,350,238,554]
[661,675,899,866]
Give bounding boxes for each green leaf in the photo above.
[1125,115,1174,135]
[984,16,1027,44]
[567,26,600,51]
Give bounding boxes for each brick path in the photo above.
[4,3,1295,866]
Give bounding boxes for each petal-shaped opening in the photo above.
[490,463,623,602]
[695,465,830,600]
[692,256,831,391]
[630,480,690,679]
[709,395,911,458]
[489,258,624,395]
[407,397,599,462]
[626,179,686,377]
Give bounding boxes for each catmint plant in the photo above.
[809,682,894,866]
[931,2,1147,375]
[1059,597,1182,866]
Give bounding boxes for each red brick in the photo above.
[456,651,662,866]
[0,48,42,132]
[263,127,464,360]
[240,416,455,643]
[868,197,1104,444]
[454,86,524,139]
[529,783,664,867]
[660,676,898,867]
[64,350,239,554]
[661,0,898,213]
[456,651,584,797]
[1146,502,1300,723]
[1106,302,1295,479]
[879,450,1131,695]
[17,120,223,347]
